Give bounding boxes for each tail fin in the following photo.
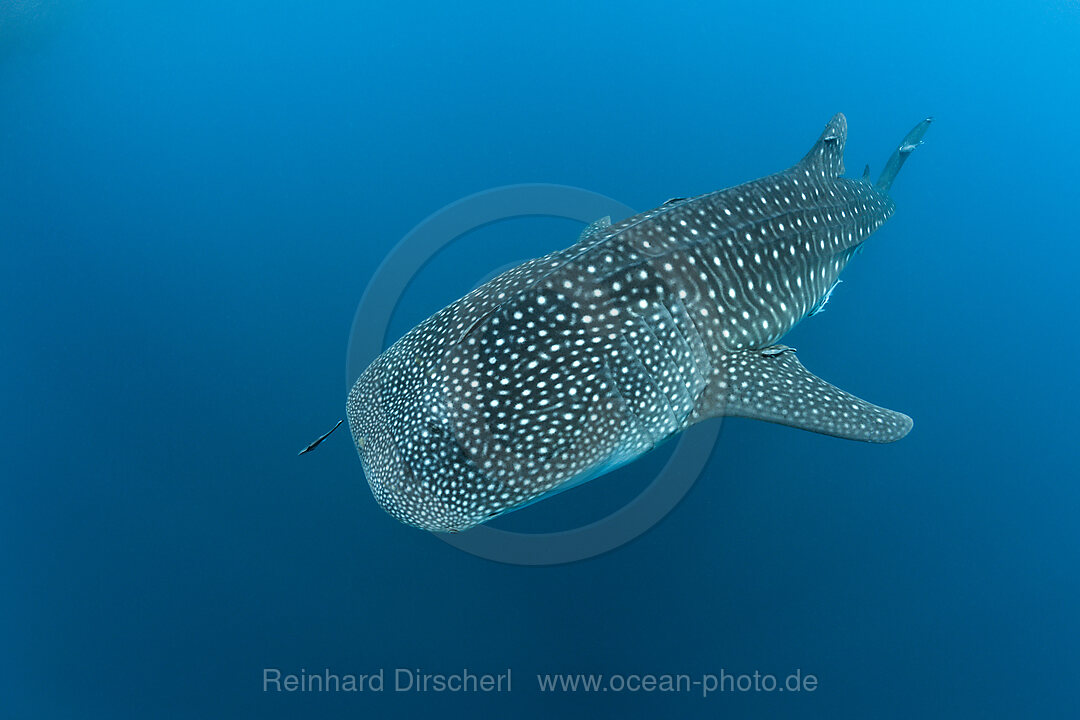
[875,117,933,192]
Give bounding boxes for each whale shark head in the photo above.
[348,351,492,533]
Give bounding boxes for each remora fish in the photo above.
[348,113,931,532]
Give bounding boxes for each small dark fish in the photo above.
[298,419,343,456]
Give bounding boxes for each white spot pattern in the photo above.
[348,112,915,532]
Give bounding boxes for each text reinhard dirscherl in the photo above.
[262,668,819,697]
[263,668,511,694]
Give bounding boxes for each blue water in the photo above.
[4,1,1078,717]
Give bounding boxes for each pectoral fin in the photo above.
[700,346,912,443]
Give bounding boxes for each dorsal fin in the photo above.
[576,215,611,242]
[797,112,847,178]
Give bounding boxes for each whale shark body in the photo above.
[347,113,931,532]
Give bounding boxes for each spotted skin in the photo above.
[348,113,929,532]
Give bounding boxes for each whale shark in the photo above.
[347,113,931,532]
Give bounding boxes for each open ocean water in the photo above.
[3,1,1079,718]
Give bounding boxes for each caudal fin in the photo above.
[875,117,933,192]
